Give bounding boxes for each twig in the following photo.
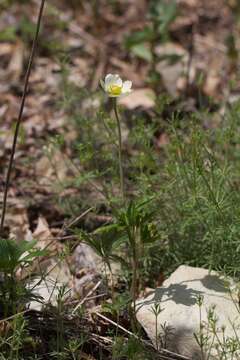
[91,333,113,345]
[0,0,46,235]
[93,312,191,360]
[66,207,94,229]
[83,293,106,301]
[94,310,135,337]
[72,280,102,314]
[160,349,191,360]
[0,309,31,324]
[67,292,106,306]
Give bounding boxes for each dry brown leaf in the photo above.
[156,43,189,97]
[5,198,30,241]
[156,133,170,149]
[0,43,14,56]
[7,40,24,82]
[35,150,70,188]
[204,71,220,97]
[33,216,54,250]
[119,88,156,109]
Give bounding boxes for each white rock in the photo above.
[73,243,120,298]
[136,265,240,359]
[27,259,72,310]
[28,275,71,311]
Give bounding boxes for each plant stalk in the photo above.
[0,0,46,235]
[131,254,137,314]
[130,228,139,331]
[113,98,124,200]
[155,312,158,351]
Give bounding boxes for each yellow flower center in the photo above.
[109,84,122,96]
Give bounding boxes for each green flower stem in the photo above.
[131,228,140,317]
[113,98,124,200]
[131,248,137,314]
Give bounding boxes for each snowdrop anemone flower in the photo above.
[100,74,132,199]
[100,74,132,97]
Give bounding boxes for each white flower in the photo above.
[100,74,132,97]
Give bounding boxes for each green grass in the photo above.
[55,69,240,281]
[155,104,240,277]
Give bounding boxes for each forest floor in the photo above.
[1,0,240,359]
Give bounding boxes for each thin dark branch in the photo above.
[0,0,46,235]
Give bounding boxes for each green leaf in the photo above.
[130,44,153,62]
[78,222,125,264]
[124,27,153,48]
[0,26,16,42]
[0,238,20,273]
[150,0,177,36]
[0,238,46,274]
[157,53,183,65]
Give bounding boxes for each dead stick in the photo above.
[72,280,102,315]
[93,312,190,360]
[0,0,46,235]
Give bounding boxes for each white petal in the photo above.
[100,79,105,89]
[105,73,113,84]
[122,80,132,94]
[105,74,122,90]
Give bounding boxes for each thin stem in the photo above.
[130,228,139,331]
[131,227,139,311]
[131,250,137,313]
[155,312,158,351]
[113,98,124,199]
[107,261,115,300]
[0,0,46,235]
[199,304,205,360]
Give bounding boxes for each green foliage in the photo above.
[153,104,240,276]
[55,65,160,214]
[112,336,154,360]
[0,27,17,42]
[0,5,65,55]
[0,314,29,360]
[3,1,240,358]
[0,238,44,274]
[0,238,46,317]
[64,336,87,359]
[125,0,177,65]
[79,197,160,308]
[20,11,66,55]
[0,0,29,11]
[102,293,130,317]
[149,0,177,37]
[79,224,125,264]
[125,26,154,62]
[0,16,35,44]
[55,47,240,289]
[117,198,158,247]
[61,75,240,284]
